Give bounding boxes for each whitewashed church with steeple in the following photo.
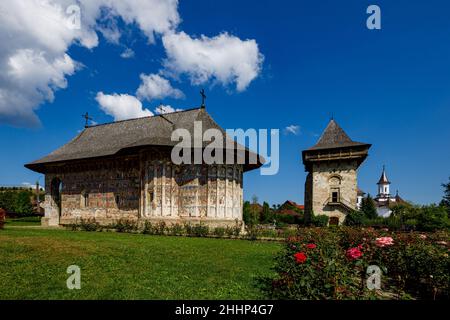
[373,166,405,217]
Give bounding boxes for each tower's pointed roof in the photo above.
[377,166,391,185]
[308,119,368,150]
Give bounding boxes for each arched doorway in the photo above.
[50,178,63,223]
[329,217,340,226]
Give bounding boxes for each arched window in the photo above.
[329,175,342,186]
[329,175,342,203]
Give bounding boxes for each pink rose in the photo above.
[376,237,394,247]
[419,234,427,240]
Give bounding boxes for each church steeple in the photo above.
[377,165,391,197]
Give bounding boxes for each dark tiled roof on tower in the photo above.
[308,119,368,151]
[302,119,371,172]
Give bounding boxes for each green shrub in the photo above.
[169,223,184,236]
[344,211,365,226]
[245,226,259,241]
[78,218,101,232]
[111,219,138,233]
[142,221,166,235]
[213,227,226,237]
[192,224,209,237]
[311,214,329,227]
[225,224,241,237]
[142,221,153,234]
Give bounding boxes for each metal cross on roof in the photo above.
[200,89,206,108]
[82,112,93,128]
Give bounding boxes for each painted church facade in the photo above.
[25,107,261,227]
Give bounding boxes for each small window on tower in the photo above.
[331,190,339,203]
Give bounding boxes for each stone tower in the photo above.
[302,120,371,225]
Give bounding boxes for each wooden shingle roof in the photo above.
[25,107,262,172]
[308,119,369,151]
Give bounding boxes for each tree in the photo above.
[261,202,273,224]
[417,204,449,232]
[14,190,33,216]
[0,190,15,212]
[361,194,378,219]
[243,201,259,227]
[440,177,450,216]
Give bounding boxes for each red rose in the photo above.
[294,252,307,264]
[346,247,363,260]
[306,244,317,249]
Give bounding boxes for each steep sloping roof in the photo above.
[308,119,368,150]
[394,190,406,204]
[25,107,262,171]
[357,188,366,196]
[377,166,391,184]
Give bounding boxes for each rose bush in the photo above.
[262,227,449,300]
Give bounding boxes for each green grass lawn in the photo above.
[5,216,41,226]
[0,226,280,300]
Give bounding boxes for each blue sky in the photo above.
[0,0,449,205]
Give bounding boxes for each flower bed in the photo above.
[262,227,449,300]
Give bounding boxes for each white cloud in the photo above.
[0,0,180,127]
[162,31,264,91]
[120,48,135,59]
[154,104,182,114]
[0,0,264,127]
[136,73,184,101]
[95,92,153,121]
[93,0,180,43]
[285,125,300,135]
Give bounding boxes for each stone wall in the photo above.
[307,160,358,224]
